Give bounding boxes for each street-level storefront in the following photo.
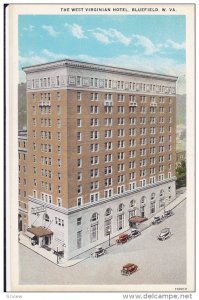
[27,226,53,247]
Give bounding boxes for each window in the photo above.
[77,132,82,141]
[77,76,81,86]
[77,217,82,226]
[77,197,83,206]
[91,106,98,114]
[77,159,82,168]
[56,76,60,86]
[91,169,99,178]
[56,197,62,207]
[44,213,49,222]
[105,118,112,126]
[117,214,124,230]
[105,142,112,151]
[90,118,99,126]
[91,93,98,101]
[105,154,112,163]
[77,119,82,127]
[58,186,61,194]
[77,91,82,100]
[77,185,82,194]
[91,131,99,139]
[77,145,82,154]
[105,178,112,187]
[91,213,99,222]
[77,231,82,249]
[104,189,112,198]
[90,143,99,152]
[90,181,99,191]
[91,156,99,165]
[90,192,99,202]
[105,130,112,138]
[77,105,81,113]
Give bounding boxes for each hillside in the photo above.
[176,94,186,125]
[18,83,27,130]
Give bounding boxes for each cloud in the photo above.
[133,34,159,55]
[42,25,60,37]
[42,49,67,60]
[91,31,110,44]
[166,39,185,50]
[23,25,35,32]
[64,23,87,39]
[108,28,131,46]
[91,27,131,46]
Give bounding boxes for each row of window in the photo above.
[18,153,26,160]
[33,116,173,128]
[31,74,175,95]
[77,130,173,141]
[88,94,172,103]
[76,172,172,195]
[76,105,173,114]
[76,188,171,248]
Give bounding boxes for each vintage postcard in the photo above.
[5,2,195,294]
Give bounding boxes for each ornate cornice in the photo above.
[23,58,178,82]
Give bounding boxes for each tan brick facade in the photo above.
[22,59,177,258]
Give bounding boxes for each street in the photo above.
[19,198,186,286]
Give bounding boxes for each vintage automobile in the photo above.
[129,228,141,238]
[91,246,106,258]
[164,209,174,218]
[157,228,172,241]
[121,263,138,276]
[152,216,163,225]
[116,233,131,245]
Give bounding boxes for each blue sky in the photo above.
[19,15,186,94]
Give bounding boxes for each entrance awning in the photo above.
[129,216,148,223]
[28,226,53,237]
[24,231,35,239]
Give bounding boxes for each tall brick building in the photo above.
[22,59,177,259]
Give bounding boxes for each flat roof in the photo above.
[23,58,178,81]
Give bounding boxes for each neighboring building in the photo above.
[18,130,28,231]
[22,59,177,259]
[176,150,186,165]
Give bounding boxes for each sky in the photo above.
[18,15,186,94]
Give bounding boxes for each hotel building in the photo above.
[22,59,177,259]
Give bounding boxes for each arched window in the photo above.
[105,208,112,216]
[140,196,146,206]
[151,193,155,201]
[118,203,124,212]
[160,189,165,198]
[44,213,49,222]
[130,199,136,208]
[91,212,99,222]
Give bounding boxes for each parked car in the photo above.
[121,263,138,276]
[157,228,172,241]
[116,233,131,245]
[130,228,141,238]
[164,209,174,218]
[152,216,163,225]
[91,246,106,258]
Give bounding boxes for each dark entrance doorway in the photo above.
[18,214,22,231]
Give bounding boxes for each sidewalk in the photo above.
[19,233,87,268]
[19,189,186,268]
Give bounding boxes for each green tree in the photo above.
[176,159,186,189]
